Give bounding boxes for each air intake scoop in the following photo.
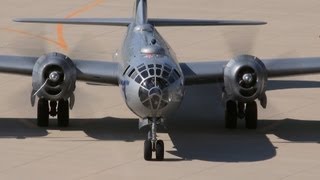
[141,46,165,55]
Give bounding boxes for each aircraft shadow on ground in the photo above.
[0,80,319,162]
[1,117,320,162]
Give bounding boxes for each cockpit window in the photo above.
[156,69,162,76]
[131,71,138,79]
[135,75,142,84]
[139,77,170,110]
[138,65,146,72]
[130,63,181,85]
[173,69,181,78]
[141,70,149,78]
[164,64,171,72]
[137,63,182,110]
[149,69,155,75]
[128,68,135,77]
[123,65,130,76]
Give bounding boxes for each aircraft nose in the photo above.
[149,87,162,109]
[136,63,183,111]
[149,87,162,96]
[139,77,169,110]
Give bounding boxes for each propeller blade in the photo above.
[33,78,49,97]
[10,24,49,56]
[222,26,260,57]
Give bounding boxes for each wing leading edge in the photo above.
[0,55,119,85]
[14,18,266,27]
[14,18,133,26]
[181,57,320,85]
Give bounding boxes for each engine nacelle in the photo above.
[32,52,76,101]
[223,55,267,103]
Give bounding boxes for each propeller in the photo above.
[8,25,104,111]
[9,24,51,56]
[222,26,260,57]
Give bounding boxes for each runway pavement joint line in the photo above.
[0,141,96,174]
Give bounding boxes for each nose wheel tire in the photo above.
[144,118,165,161]
[144,139,153,161]
[155,140,164,161]
[37,98,49,127]
[144,139,165,161]
[245,101,258,129]
[225,100,237,129]
[57,99,69,127]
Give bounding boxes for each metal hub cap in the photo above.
[242,73,253,84]
[49,71,60,82]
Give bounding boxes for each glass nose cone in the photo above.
[139,77,169,110]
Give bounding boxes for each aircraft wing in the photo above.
[0,55,119,85]
[148,18,266,26]
[73,59,119,85]
[14,18,133,26]
[14,18,266,27]
[180,57,320,85]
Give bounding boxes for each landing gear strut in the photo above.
[36,98,70,127]
[144,118,164,161]
[225,100,258,129]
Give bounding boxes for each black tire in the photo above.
[144,139,152,161]
[37,98,49,127]
[155,140,164,161]
[225,100,237,129]
[245,101,258,129]
[57,99,69,127]
[238,102,245,119]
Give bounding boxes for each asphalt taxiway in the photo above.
[1,0,320,179]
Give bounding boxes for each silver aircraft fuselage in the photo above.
[117,23,185,119]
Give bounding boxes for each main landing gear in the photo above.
[225,100,258,129]
[144,118,164,161]
[37,98,70,127]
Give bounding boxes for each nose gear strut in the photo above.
[144,117,164,161]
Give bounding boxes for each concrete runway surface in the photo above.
[1,0,320,179]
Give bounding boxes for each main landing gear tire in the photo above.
[225,100,237,129]
[57,99,69,127]
[37,98,49,127]
[144,139,152,161]
[245,101,258,129]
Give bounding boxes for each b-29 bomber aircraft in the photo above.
[2,0,320,160]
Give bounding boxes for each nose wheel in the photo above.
[144,118,164,161]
